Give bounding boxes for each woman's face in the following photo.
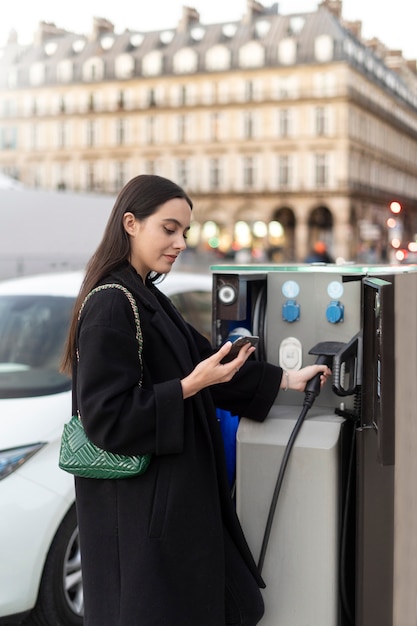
[124,198,192,280]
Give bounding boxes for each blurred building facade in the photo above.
[1,0,417,262]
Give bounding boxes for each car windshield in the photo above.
[0,295,74,398]
[169,290,212,340]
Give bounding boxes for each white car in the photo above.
[0,270,212,625]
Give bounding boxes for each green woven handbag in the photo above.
[59,283,151,479]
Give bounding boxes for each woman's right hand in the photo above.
[181,341,255,399]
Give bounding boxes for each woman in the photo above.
[61,174,330,626]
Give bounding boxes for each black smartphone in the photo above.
[220,336,259,364]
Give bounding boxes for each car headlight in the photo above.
[0,443,46,480]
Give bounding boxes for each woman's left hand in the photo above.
[181,341,255,398]
[281,364,332,393]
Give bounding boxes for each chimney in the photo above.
[344,19,362,40]
[90,17,115,40]
[177,6,200,33]
[243,0,266,24]
[33,21,68,46]
[319,0,343,19]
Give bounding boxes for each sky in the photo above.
[1,0,416,61]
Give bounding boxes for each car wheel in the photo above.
[30,505,83,626]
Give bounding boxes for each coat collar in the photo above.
[106,264,199,374]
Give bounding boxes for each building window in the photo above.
[245,80,254,101]
[117,90,125,110]
[173,48,198,74]
[278,38,297,65]
[205,45,231,71]
[115,54,134,79]
[116,119,125,145]
[176,158,189,187]
[279,109,290,137]
[58,122,66,149]
[57,60,73,82]
[115,161,125,189]
[275,76,299,99]
[0,127,17,150]
[315,153,328,187]
[82,58,104,82]
[243,156,255,188]
[179,85,187,106]
[7,69,17,88]
[146,117,155,144]
[313,72,336,97]
[88,93,95,112]
[278,155,291,187]
[2,100,12,117]
[148,88,156,107]
[177,115,188,143]
[87,163,96,191]
[30,124,37,150]
[210,112,221,141]
[315,106,327,136]
[29,62,45,86]
[145,159,157,175]
[243,112,254,140]
[239,41,265,68]
[209,158,221,190]
[86,120,96,147]
[142,50,163,77]
[315,35,334,63]
[56,164,68,190]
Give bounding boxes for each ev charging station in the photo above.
[211,263,417,626]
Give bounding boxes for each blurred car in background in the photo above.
[0,269,212,625]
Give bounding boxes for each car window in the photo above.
[169,290,212,340]
[0,295,74,398]
[0,287,213,399]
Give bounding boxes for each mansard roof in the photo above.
[0,1,415,111]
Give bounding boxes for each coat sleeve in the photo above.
[210,361,282,422]
[186,324,283,422]
[76,290,184,457]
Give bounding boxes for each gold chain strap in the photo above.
[77,283,143,387]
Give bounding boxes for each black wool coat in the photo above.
[73,263,282,626]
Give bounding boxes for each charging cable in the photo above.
[257,401,310,574]
[257,350,335,575]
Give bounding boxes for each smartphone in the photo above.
[220,335,259,363]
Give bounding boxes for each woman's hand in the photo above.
[181,341,255,399]
[280,364,332,393]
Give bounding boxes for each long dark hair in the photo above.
[61,174,192,375]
